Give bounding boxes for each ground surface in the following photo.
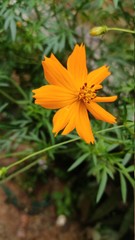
[0,152,133,240]
[0,150,89,240]
[0,184,86,240]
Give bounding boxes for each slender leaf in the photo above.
[120,173,127,203]
[4,14,13,30]
[123,152,132,166]
[96,168,108,203]
[10,19,16,41]
[126,165,135,172]
[113,0,119,8]
[68,153,89,171]
[0,103,8,112]
[96,0,105,7]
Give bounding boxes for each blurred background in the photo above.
[0,0,134,239]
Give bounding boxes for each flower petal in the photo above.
[94,96,117,102]
[75,102,95,144]
[86,101,116,123]
[32,85,77,109]
[52,102,77,135]
[52,107,71,135]
[67,44,88,90]
[42,54,75,91]
[87,65,111,86]
[62,101,79,135]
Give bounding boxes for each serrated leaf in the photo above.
[120,173,127,203]
[68,153,89,172]
[96,168,107,203]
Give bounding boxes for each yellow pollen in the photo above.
[78,82,96,103]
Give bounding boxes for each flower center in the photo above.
[78,83,96,103]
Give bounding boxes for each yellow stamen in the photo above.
[78,83,96,103]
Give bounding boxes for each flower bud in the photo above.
[90,26,108,36]
[0,167,7,178]
[16,21,22,28]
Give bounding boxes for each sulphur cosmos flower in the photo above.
[32,44,117,144]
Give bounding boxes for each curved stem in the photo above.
[0,161,37,184]
[6,137,80,171]
[107,27,135,34]
[1,123,134,173]
[0,122,133,184]
[96,122,133,134]
[0,90,19,104]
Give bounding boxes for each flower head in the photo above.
[32,44,117,144]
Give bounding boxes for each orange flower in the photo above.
[32,44,117,144]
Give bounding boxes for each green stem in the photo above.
[6,137,80,171]
[0,149,33,160]
[107,27,135,34]
[0,123,133,185]
[0,161,38,184]
[0,89,19,104]
[0,89,28,106]
[96,122,133,134]
[10,78,28,100]
[1,123,133,173]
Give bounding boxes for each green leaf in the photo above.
[96,168,108,203]
[123,152,132,166]
[120,173,127,203]
[108,143,119,152]
[113,0,119,8]
[4,14,13,30]
[96,0,105,7]
[117,163,135,188]
[0,103,8,112]
[68,153,89,171]
[59,33,66,52]
[10,19,16,41]
[106,168,114,179]
[126,165,135,172]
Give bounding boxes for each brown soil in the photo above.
[0,150,88,240]
[0,183,87,240]
[0,150,133,240]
